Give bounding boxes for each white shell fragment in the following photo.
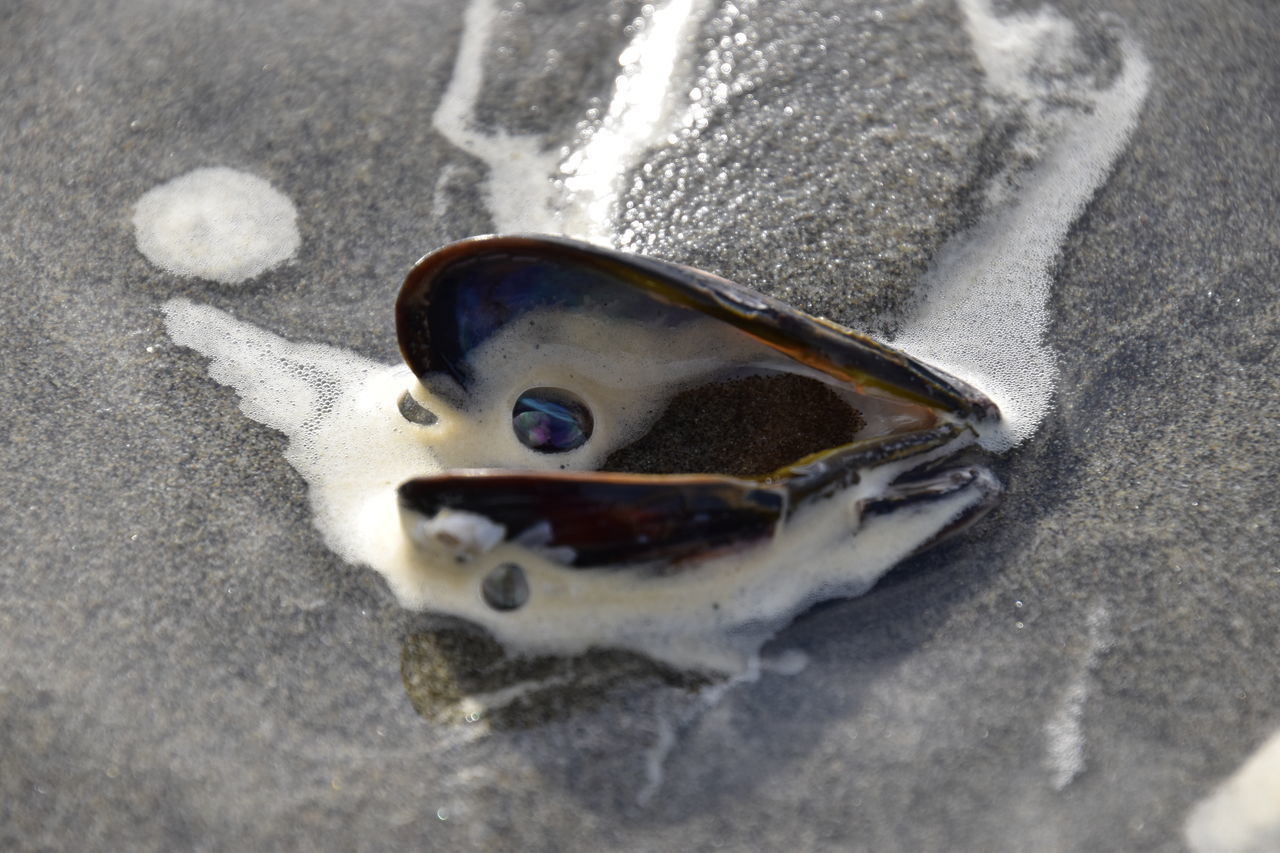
[407,509,507,562]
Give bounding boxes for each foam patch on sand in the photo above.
[1186,727,1280,853]
[431,0,562,233]
[1044,603,1110,790]
[134,167,300,285]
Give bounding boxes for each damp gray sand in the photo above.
[1,0,1278,851]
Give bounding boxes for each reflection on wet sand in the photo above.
[400,625,710,730]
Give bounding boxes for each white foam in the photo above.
[433,0,562,233]
[419,308,781,475]
[434,0,707,244]
[162,298,442,574]
[634,646,806,803]
[892,1,1151,450]
[1044,603,1109,790]
[163,297,989,672]
[637,652,764,805]
[430,162,463,221]
[1186,728,1280,853]
[455,674,575,720]
[133,167,300,285]
[559,0,710,245]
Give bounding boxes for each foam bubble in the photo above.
[134,167,300,285]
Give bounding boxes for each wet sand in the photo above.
[1,0,1277,850]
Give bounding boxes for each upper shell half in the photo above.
[396,235,997,420]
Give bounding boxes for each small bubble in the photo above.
[437,808,450,821]
[397,391,437,426]
[512,387,591,452]
[482,563,530,611]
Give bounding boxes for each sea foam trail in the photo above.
[433,0,710,245]
[892,0,1151,451]
[560,0,709,245]
[1044,604,1110,790]
[432,0,561,233]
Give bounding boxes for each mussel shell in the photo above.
[395,235,998,421]
[394,237,1002,571]
[399,471,785,568]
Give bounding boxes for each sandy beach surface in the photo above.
[1,1,1276,850]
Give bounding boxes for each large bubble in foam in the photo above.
[133,167,300,285]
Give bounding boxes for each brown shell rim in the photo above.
[395,234,999,422]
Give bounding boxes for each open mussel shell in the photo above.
[395,235,1002,571]
[395,235,997,420]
